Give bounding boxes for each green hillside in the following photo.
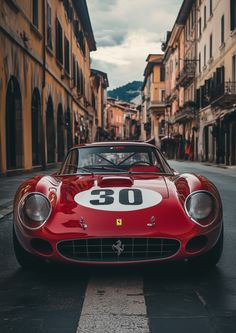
[108,81,142,103]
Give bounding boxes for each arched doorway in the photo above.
[65,108,72,150]
[5,76,23,170]
[31,88,42,166]
[46,96,55,163]
[57,104,65,162]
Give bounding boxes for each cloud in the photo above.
[91,31,162,88]
[87,0,183,88]
[95,30,126,47]
[88,0,118,11]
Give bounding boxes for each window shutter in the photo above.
[231,0,236,31]
[69,5,73,21]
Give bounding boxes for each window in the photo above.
[191,9,194,29]
[209,34,213,59]
[204,6,207,28]
[47,3,52,49]
[199,52,201,73]
[63,0,70,18]
[56,18,63,64]
[160,90,165,102]
[64,36,70,74]
[77,31,85,56]
[231,0,236,31]
[204,45,206,67]
[198,18,202,38]
[232,55,236,81]
[72,55,76,86]
[209,0,213,16]
[160,67,165,82]
[221,15,225,45]
[81,71,85,96]
[32,0,38,28]
[76,63,80,94]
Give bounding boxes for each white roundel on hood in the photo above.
[74,187,162,211]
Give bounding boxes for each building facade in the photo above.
[0,0,98,176]
[163,0,197,160]
[162,0,236,165]
[90,69,109,141]
[141,54,166,147]
[107,98,124,140]
[106,98,140,141]
[196,0,236,165]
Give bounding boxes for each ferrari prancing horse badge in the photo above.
[116,218,123,226]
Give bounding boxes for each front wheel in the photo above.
[189,226,223,268]
[13,227,44,269]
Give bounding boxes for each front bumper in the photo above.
[14,219,222,265]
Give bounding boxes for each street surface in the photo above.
[0,161,236,333]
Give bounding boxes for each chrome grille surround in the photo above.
[57,237,181,262]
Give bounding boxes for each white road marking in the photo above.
[76,275,149,333]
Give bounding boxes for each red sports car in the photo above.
[13,142,223,268]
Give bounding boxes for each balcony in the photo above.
[147,100,166,116]
[174,103,196,123]
[211,81,236,107]
[177,61,196,87]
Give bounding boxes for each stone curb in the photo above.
[0,205,13,220]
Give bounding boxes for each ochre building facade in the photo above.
[0,0,108,176]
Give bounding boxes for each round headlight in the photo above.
[19,193,51,229]
[185,191,215,226]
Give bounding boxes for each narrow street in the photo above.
[0,161,235,333]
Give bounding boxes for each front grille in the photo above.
[57,238,180,262]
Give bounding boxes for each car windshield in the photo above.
[59,145,173,175]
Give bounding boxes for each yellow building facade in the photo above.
[0,0,97,176]
[141,54,166,147]
[90,69,109,141]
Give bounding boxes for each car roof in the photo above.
[72,141,157,149]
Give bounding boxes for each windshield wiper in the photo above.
[85,166,127,173]
[59,164,94,175]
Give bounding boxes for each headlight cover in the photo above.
[185,191,216,227]
[19,193,51,229]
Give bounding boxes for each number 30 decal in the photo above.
[74,187,162,212]
[90,189,143,206]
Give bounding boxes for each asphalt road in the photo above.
[0,161,236,333]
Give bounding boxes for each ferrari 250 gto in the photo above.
[13,142,223,268]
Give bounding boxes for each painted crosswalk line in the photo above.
[76,275,149,333]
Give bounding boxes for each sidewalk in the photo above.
[175,159,236,171]
[0,167,59,220]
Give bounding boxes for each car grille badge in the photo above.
[112,240,124,257]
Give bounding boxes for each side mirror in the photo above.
[171,168,179,176]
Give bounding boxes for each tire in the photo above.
[189,226,223,268]
[13,227,44,269]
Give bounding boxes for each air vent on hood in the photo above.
[98,176,133,187]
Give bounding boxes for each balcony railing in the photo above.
[177,61,196,87]
[174,106,195,123]
[147,100,166,115]
[211,81,236,107]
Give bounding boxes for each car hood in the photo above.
[33,174,193,237]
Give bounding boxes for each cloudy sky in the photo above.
[87,0,183,89]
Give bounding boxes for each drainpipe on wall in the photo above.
[41,0,46,170]
[70,9,73,147]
